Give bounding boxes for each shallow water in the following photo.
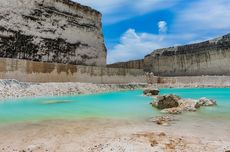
[0,88,230,125]
[0,90,156,124]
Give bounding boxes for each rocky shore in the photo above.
[0,79,148,100]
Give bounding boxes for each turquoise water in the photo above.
[0,90,156,124]
[0,88,230,124]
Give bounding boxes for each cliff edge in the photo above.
[0,0,106,66]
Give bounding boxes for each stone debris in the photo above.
[151,115,177,126]
[0,79,147,100]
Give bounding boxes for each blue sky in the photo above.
[76,0,230,63]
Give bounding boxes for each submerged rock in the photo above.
[41,100,73,105]
[161,107,183,114]
[143,88,160,96]
[152,115,177,126]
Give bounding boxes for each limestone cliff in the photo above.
[0,0,106,66]
[144,33,230,76]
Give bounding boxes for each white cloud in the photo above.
[173,0,230,35]
[107,29,170,64]
[107,29,200,64]
[158,21,167,33]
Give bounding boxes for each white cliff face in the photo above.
[144,33,230,76]
[0,0,106,66]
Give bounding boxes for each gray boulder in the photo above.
[152,94,180,109]
[144,88,160,96]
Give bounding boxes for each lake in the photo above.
[0,88,230,125]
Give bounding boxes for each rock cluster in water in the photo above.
[150,94,217,114]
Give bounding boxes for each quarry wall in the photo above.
[0,0,106,66]
[107,60,144,69]
[0,58,145,84]
[146,74,230,87]
[1,58,230,86]
[144,34,230,76]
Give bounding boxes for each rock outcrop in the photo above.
[144,33,230,76]
[0,0,106,66]
[151,95,217,114]
[152,94,180,110]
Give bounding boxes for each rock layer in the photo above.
[144,33,230,76]
[107,59,144,69]
[0,0,106,66]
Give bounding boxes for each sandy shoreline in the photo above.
[0,116,229,152]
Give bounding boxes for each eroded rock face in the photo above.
[0,0,106,66]
[144,33,230,76]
